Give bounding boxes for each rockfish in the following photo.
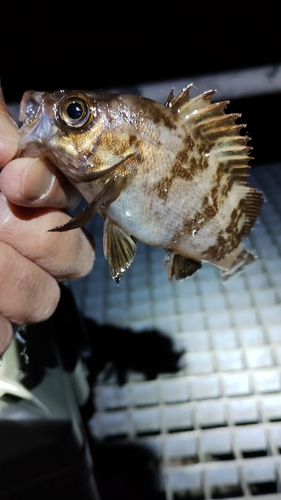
[19,86,263,282]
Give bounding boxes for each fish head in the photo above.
[19,89,119,180]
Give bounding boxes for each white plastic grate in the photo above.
[71,154,281,499]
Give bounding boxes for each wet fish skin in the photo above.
[18,86,263,282]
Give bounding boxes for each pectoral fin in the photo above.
[103,219,137,283]
[164,252,202,281]
[49,174,126,232]
[65,152,137,183]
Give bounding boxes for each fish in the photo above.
[18,86,263,283]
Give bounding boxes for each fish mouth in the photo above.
[19,90,52,157]
[19,90,45,123]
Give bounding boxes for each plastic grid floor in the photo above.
[71,163,281,499]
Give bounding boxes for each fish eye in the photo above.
[59,97,90,128]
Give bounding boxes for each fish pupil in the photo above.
[66,102,83,120]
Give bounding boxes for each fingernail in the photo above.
[23,159,56,200]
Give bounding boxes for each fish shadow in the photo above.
[18,283,183,389]
[84,317,184,386]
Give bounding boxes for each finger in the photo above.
[1,157,81,210]
[0,313,13,356]
[0,241,61,325]
[0,194,95,280]
[0,87,19,167]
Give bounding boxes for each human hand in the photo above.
[0,87,95,355]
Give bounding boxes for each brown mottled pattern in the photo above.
[204,172,234,226]
[174,133,209,174]
[129,134,137,145]
[202,205,244,261]
[183,134,195,149]
[98,133,130,156]
[131,97,178,131]
[176,148,190,165]
[201,155,209,171]
[225,205,244,240]
[152,174,174,201]
[204,232,230,261]
[171,160,194,181]
[171,159,235,245]
[152,136,195,200]
[152,155,195,201]
[151,129,207,201]
[152,126,230,222]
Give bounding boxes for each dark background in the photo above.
[1,2,280,162]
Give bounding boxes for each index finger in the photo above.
[1,156,81,210]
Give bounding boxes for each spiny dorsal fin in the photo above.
[171,86,263,238]
[170,86,218,115]
[165,88,175,107]
[168,84,193,109]
[174,89,251,182]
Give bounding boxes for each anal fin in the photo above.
[164,253,202,281]
[103,219,137,283]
